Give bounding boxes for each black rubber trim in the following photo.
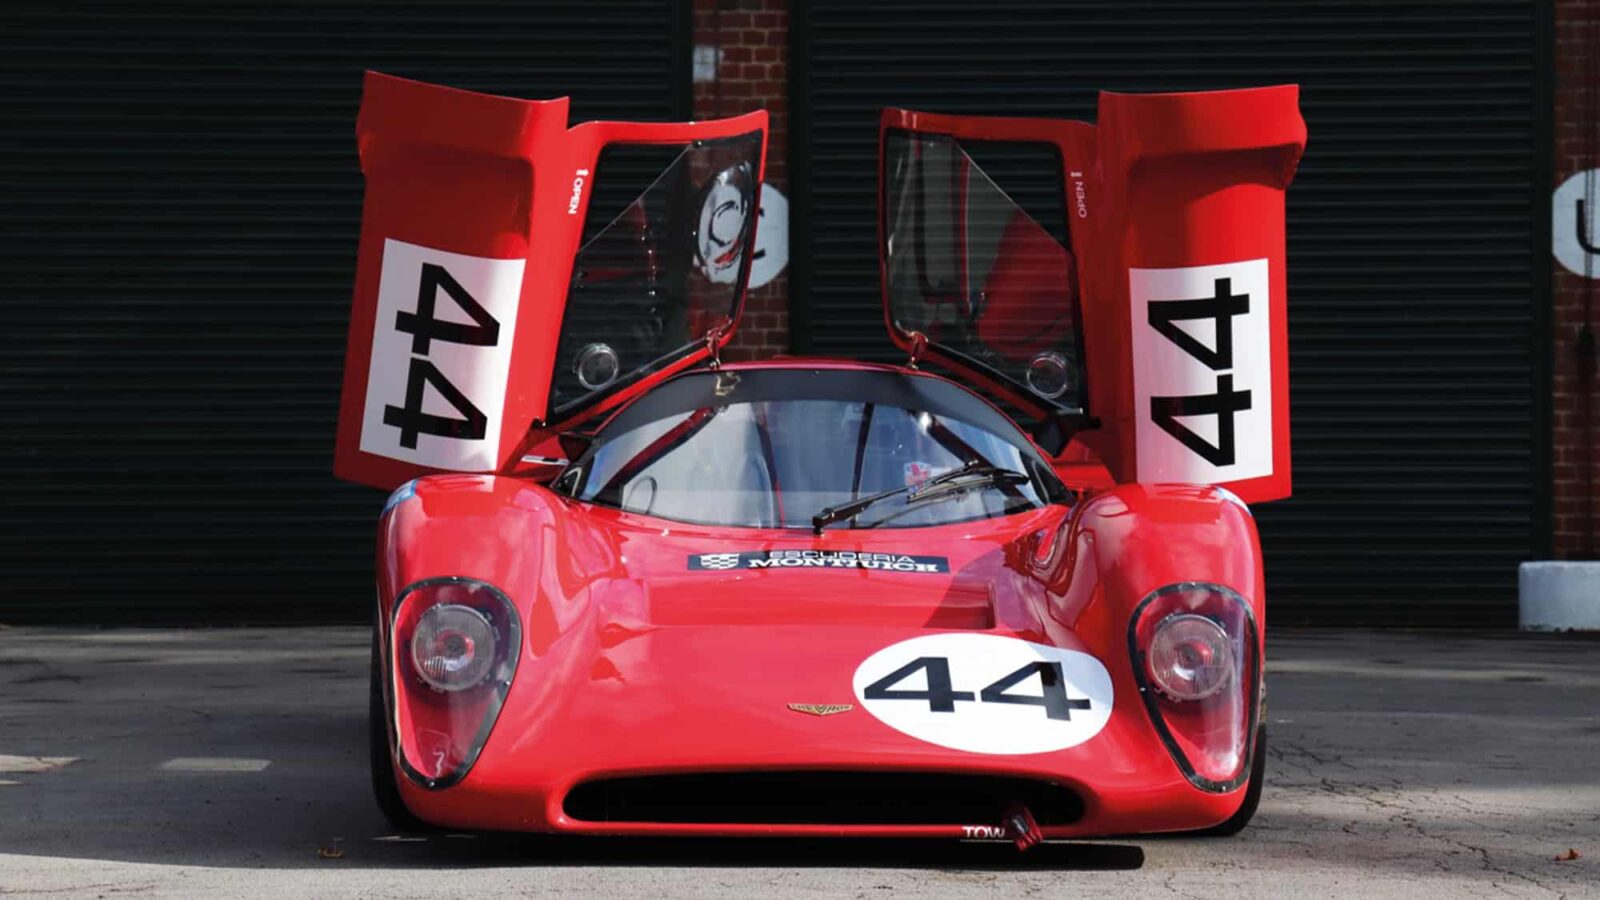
[1126,581,1261,794]
[387,576,520,791]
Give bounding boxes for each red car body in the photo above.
[335,73,1305,843]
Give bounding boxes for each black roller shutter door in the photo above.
[791,1,1546,625]
[0,1,689,624]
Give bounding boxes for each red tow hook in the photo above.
[1003,802,1043,851]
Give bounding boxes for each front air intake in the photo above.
[562,771,1084,826]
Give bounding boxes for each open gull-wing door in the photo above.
[880,88,1304,503]
[334,72,767,490]
[880,110,1097,443]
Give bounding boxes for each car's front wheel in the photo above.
[369,629,433,832]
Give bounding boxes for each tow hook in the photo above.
[1004,802,1043,851]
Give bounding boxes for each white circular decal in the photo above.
[1553,169,1600,279]
[748,185,788,289]
[853,634,1114,755]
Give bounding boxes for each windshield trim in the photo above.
[567,491,1057,534]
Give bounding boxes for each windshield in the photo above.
[563,369,1064,529]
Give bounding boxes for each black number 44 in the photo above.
[396,263,500,355]
[1147,276,1253,467]
[382,262,501,449]
[862,656,1091,721]
[383,359,488,449]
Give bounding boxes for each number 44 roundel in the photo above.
[852,634,1114,755]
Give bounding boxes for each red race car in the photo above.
[334,73,1306,845]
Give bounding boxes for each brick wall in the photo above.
[1552,0,1599,557]
[692,0,790,361]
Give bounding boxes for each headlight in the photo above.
[410,604,497,692]
[386,578,520,789]
[1129,582,1259,792]
[1146,613,1234,701]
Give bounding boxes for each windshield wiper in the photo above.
[810,459,1032,535]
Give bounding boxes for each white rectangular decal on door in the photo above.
[359,238,525,471]
[1130,259,1271,485]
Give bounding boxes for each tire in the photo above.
[369,629,434,832]
[1191,726,1266,836]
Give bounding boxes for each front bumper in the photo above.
[391,623,1251,838]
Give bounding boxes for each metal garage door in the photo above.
[0,1,688,623]
[790,0,1548,625]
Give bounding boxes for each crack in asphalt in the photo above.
[1158,869,1208,899]
[1269,738,1573,898]
[0,883,157,896]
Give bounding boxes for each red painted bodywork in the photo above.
[337,77,1303,839]
[375,412,1264,837]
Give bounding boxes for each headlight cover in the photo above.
[1129,582,1260,792]
[386,577,520,789]
[1147,613,1235,701]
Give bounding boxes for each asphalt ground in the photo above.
[0,627,1595,898]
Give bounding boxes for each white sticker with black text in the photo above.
[853,634,1113,755]
[1130,259,1272,484]
[359,239,524,470]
